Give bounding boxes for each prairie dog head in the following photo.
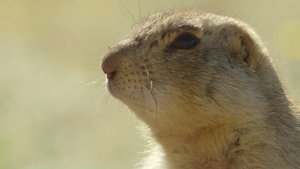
[101,11,278,134]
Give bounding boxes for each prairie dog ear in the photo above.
[220,22,268,71]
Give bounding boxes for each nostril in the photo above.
[107,70,117,80]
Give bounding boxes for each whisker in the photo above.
[172,0,178,10]
[139,62,164,70]
[144,68,158,119]
[141,83,147,114]
[145,68,150,76]
[94,90,111,118]
[101,78,108,86]
[71,43,104,57]
[150,79,153,90]
[138,0,141,19]
[79,75,102,87]
[85,80,100,87]
[146,85,158,123]
[151,79,170,86]
[119,0,137,23]
[144,68,153,90]
[155,0,159,13]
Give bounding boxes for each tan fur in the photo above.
[101,11,300,169]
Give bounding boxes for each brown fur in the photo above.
[101,11,300,169]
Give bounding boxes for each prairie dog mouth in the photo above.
[102,54,158,109]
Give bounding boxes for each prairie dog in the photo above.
[101,11,300,169]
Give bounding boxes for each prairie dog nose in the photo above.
[101,39,132,80]
[101,52,119,80]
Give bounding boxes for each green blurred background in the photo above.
[0,0,299,169]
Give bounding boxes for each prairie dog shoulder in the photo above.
[102,11,300,169]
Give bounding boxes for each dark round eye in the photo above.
[170,33,200,50]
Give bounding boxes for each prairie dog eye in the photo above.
[170,33,200,50]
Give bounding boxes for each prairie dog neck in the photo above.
[151,121,274,169]
[144,103,278,169]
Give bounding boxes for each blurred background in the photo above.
[0,0,299,169]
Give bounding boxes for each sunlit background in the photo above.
[0,0,299,169]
